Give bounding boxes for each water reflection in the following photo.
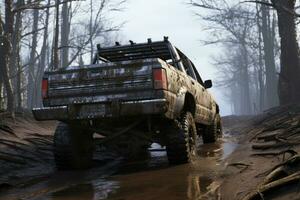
[47,141,237,200]
[105,165,215,200]
[48,170,215,200]
[51,184,95,200]
[198,140,238,160]
[0,140,237,200]
[49,180,119,200]
[187,175,213,200]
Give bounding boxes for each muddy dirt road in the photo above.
[0,141,237,200]
[2,105,299,200]
[0,114,237,200]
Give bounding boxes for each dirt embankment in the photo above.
[0,113,56,188]
[220,105,300,200]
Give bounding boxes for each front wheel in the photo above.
[166,112,199,164]
[202,114,222,143]
[53,122,94,170]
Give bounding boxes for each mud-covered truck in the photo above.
[33,38,222,169]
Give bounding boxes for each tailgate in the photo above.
[44,59,160,106]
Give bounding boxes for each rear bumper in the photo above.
[32,99,168,121]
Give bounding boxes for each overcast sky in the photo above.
[113,0,232,115]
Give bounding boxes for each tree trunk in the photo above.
[256,5,265,112]
[0,77,3,110]
[240,43,252,115]
[261,1,278,109]
[273,0,300,105]
[90,0,94,63]
[27,8,39,109]
[53,0,60,70]
[35,0,51,107]
[16,52,21,109]
[60,1,70,68]
[11,0,23,110]
[0,0,15,116]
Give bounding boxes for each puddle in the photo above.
[50,181,119,200]
[197,139,238,160]
[0,139,237,200]
[48,140,236,200]
[222,142,238,160]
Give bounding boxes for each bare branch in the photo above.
[13,0,85,13]
[241,0,300,17]
[21,27,45,38]
[240,1,275,8]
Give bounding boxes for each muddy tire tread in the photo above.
[202,114,221,143]
[53,122,93,170]
[166,112,197,164]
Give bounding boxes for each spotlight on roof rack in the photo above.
[129,40,135,45]
[115,42,120,46]
[164,36,169,41]
[147,38,152,43]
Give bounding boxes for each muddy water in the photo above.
[0,139,237,200]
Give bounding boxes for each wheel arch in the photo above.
[173,87,196,117]
[183,93,196,116]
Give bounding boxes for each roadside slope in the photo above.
[0,113,56,188]
[220,105,300,200]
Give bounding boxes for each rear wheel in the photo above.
[202,114,222,143]
[166,112,198,164]
[53,122,94,170]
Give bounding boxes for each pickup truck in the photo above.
[33,37,222,169]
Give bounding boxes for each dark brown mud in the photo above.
[0,137,237,200]
[2,106,298,200]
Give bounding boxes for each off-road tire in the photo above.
[166,112,198,164]
[53,122,94,170]
[202,114,222,143]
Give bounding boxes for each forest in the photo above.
[191,0,300,115]
[0,0,300,116]
[0,0,126,116]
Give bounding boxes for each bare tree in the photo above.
[0,0,15,116]
[191,0,294,114]
[60,0,70,68]
[0,0,126,114]
[52,0,60,70]
[27,4,39,109]
[260,0,278,108]
[192,1,256,114]
[272,0,300,105]
[256,4,265,111]
[35,0,51,107]
[10,0,24,110]
[245,0,300,105]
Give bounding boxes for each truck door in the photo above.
[187,60,213,123]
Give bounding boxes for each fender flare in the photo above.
[216,104,220,114]
[211,103,219,120]
[173,87,188,118]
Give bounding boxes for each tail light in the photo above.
[153,68,168,90]
[42,78,48,99]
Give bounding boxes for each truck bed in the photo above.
[33,58,169,120]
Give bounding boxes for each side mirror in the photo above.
[204,80,212,89]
